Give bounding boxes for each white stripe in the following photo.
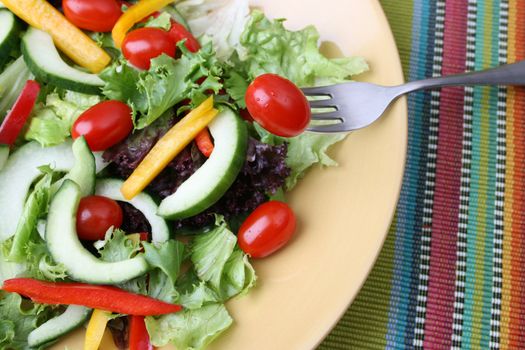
[489,1,508,348]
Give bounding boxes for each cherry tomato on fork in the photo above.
[72,100,133,151]
[122,27,176,70]
[245,74,311,137]
[63,0,122,32]
[238,201,297,258]
[76,196,124,241]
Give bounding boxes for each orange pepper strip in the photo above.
[195,128,214,158]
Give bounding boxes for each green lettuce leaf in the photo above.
[143,240,185,303]
[219,249,256,300]
[221,10,364,189]
[179,281,219,310]
[254,123,346,189]
[190,216,256,300]
[0,236,67,283]
[223,70,248,108]
[100,60,142,104]
[0,168,66,283]
[7,167,54,262]
[144,12,172,30]
[191,219,236,293]
[101,43,223,129]
[0,292,59,350]
[25,91,101,147]
[145,304,232,350]
[25,238,68,282]
[234,10,368,87]
[96,229,148,294]
[285,133,346,189]
[97,229,142,262]
[174,269,220,310]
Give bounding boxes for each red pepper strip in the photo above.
[2,278,182,316]
[194,128,214,158]
[129,234,154,350]
[168,20,201,53]
[0,80,40,146]
[129,316,154,350]
[139,232,150,242]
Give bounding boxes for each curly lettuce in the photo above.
[101,43,223,129]
[25,91,101,147]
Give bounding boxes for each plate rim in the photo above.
[313,0,408,347]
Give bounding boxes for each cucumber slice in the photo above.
[27,305,91,348]
[158,108,247,220]
[0,9,20,69]
[96,178,170,243]
[0,140,108,241]
[0,56,32,120]
[21,27,104,95]
[47,180,150,284]
[0,144,8,171]
[63,137,96,196]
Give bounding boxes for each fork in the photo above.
[302,60,525,133]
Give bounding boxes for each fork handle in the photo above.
[399,60,525,94]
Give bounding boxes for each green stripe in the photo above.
[380,0,414,76]
[463,0,500,348]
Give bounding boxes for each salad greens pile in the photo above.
[0,0,367,349]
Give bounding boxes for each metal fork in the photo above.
[303,60,525,133]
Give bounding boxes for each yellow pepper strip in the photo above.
[1,0,111,73]
[84,309,111,350]
[112,0,178,49]
[121,97,218,200]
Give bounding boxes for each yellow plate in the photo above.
[53,0,406,348]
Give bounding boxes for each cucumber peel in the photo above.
[158,108,248,220]
[46,180,150,284]
[21,27,105,95]
[96,178,171,243]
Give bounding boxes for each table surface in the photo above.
[321,0,525,349]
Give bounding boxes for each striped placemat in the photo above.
[320,0,524,349]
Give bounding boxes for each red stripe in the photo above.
[423,1,468,348]
[508,3,525,346]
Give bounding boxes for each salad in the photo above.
[0,0,368,349]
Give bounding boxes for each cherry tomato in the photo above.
[72,100,133,152]
[122,28,175,70]
[63,0,122,32]
[245,74,311,137]
[238,201,297,258]
[76,196,123,241]
[168,21,201,53]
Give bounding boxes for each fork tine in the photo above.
[308,99,338,109]
[307,123,347,133]
[301,86,333,97]
[311,111,342,121]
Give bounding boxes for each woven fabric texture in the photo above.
[320,0,524,349]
